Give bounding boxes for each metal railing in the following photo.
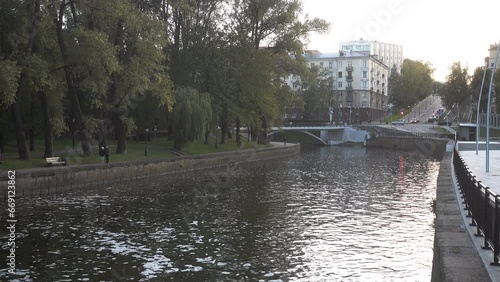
[377,131,454,139]
[453,147,500,265]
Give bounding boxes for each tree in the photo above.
[470,66,500,113]
[171,87,212,150]
[300,66,333,121]
[442,62,470,112]
[392,59,434,109]
[228,0,329,143]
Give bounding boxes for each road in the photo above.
[372,96,455,134]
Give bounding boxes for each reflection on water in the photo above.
[0,146,439,281]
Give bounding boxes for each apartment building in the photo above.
[287,50,390,123]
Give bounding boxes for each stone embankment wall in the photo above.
[1,144,299,198]
[431,152,490,281]
[366,137,448,159]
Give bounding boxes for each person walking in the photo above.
[99,146,105,163]
[105,145,110,164]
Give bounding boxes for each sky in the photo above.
[300,0,500,82]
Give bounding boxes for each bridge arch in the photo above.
[268,130,327,145]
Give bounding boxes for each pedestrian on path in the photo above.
[99,146,105,163]
[105,145,110,164]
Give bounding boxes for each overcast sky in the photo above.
[300,0,500,82]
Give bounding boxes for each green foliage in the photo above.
[442,62,470,109]
[171,87,212,149]
[0,59,21,108]
[390,59,434,108]
[470,67,500,112]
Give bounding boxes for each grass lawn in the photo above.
[0,134,269,170]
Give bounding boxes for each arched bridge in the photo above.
[267,126,366,146]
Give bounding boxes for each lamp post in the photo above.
[329,97,334,126]
[72,118,75,148]
[215,125,220,149]
[145,128,149,156]
[486,41,499,172]
[476,62,488,155]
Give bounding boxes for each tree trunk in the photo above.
[9,0,43,160]
[39,90,54,157]
[51,0,93,156]
[204,128,209,144]
[220,118,227,144]
[235,116,241,146]
[114,116,127,154]
[10,102,30,160]
[258,115,268,144]
[30,92,35,152]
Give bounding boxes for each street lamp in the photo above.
[215,125,220,149]
[72,118,75,148]
[145,128,149,156]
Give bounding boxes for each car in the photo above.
[410,118,419,124]
[437,120,453,126]
[391,119,405,125]
[428,116,437,122]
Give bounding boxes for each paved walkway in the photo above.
[454,142,500,280]
[457,142,500,194]
[433,152,490,281]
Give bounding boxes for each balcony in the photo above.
[346,86,353,92]
[346,74,353,81]
[346,65,354,72]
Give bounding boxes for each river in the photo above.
[0,146,439,281]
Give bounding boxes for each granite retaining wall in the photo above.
[1,144,300,198]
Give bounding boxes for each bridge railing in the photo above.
[453,147,500,265]
[377,131,454,139]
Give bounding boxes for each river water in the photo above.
[1,146,439,281]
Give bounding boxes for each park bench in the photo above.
[46,157,66,166]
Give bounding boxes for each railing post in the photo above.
[492,195,500,265]
[483,187,491,249]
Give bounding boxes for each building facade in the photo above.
[340,39,403,73]
[488,44,500,69]
[287,50,390,124]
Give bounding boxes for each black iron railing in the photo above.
[453,147,500,265]
[377,131,455,139]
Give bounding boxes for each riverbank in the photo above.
[0,142,299,198]
[431,152,490,281]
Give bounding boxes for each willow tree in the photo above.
[171,87,212,150]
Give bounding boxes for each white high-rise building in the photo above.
[339,39,403,73]
[488,44,500,69]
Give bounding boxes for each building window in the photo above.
[338,71,342,78]
[363,71,367,78]
[338,61,343,68]
[320,62,324,67]
[362,81,368,89]
[329,62,333,69]
[363,60,368,67]
[338,81,343,88]
[362,101,367,107]
[347,82,352,88]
